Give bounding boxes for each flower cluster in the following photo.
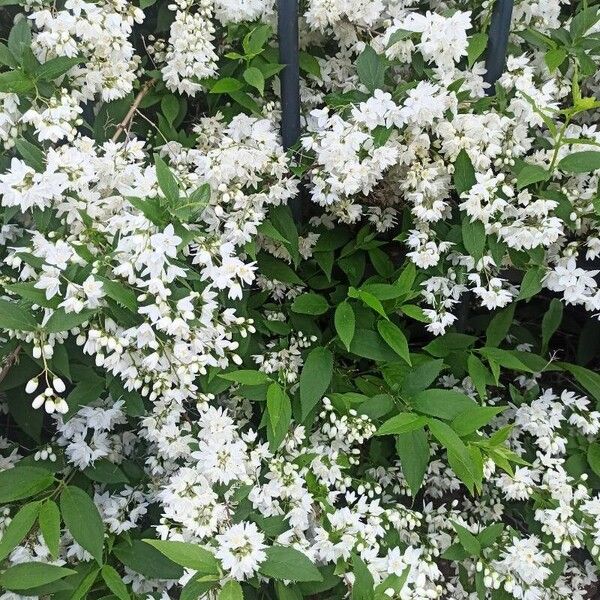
[0,1,600,600]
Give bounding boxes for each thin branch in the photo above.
[0,345,21,383]
[110,79,156,143]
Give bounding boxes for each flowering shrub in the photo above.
[1,0,600,599]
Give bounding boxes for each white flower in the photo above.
[215,522,267,580]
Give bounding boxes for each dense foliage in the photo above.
[1,0,600,599]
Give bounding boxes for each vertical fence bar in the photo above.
[484,0,514,90]
[456,0,513,331]
[278,0,303,224]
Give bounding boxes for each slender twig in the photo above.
[110,79,156,143]
[0,345,21,383]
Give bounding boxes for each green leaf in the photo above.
[335,301,355,351]
[60,486,104,565]
[0,501,40,561]
[588,443,600,478]
[377,320,411,365]
[0,563,76,591]
[15,138,45,171]
[218,370,271,385]
[395,429,429,496]
[452,522,481,556]
[412,389,475,420]
[570,7,600,39]
[181,577,218,600]
[356,45,388,93]
[210,77,243,93]
[98,278,138,312]
[453,149,476,195]
[0,466,54,504]
[541,298,563,353]
[257,253,303,285]
[516,163,549,190]
[101,565,130,600]
[544,47,566,72]
[8,18,31,62]
[267,383,292,450]
[0,42,18,68]
[467,33,488,67]
[45,308,96,333]
[478,522,504,548]
[38,500,61,558]
[259,546,323,582]
[243,66,265,95]
[517,266,544,300]
[299,347,333,419]
[485,304,515,348]
[467,354,489,401]
[83,460,129,484]
[299,52,321,77]
[451,406,505,436]
[155,154,179,205]
[143,540,219,575]
[462,218,486,262]
[558,151,600,173]
[219,580,243,600]
[0,298,38,331]
[351,554,374,600]
[113,540,183,580]
[428,419,477,492]
[423,331,477,358]
[375,412,427,436]
[161,94,179,124]
[65,377,106,416]
[479,347,533,372]
[349,287,388,319]
[558,362,600,402]
[36,55,83,80]
[243,24,271,55]
[291,293,329,315]
[387,28,413,46]
[401,359,444,396]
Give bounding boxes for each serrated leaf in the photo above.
[0,501,40,561]
[38,500,61,558]
[143,540,219,574]
[453,149,476,195]
[356,45,388,93]
[377,320,411,365]
[243,66,264,95]
[0,562,76,591]
[219,580,243,600]
[558,151,600,173]
[291,293,329,315]
[0,466,54,504]
[218,370,271,385]
[335,301,355,351]
[101,565,130,600]
[155,154,179,205]
[60,486,104,564]
[395,428,429,496]
[267,383,292,450]
[516,163,549,190]
[36,55,83,80]
[299,347,333,419]
[0,298,38,331]
[375,412,427,436]
[467,33,488,67]
[259,546,323,582]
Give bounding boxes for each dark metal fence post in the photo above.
[484,0,514,91]
[457,0,513,331]
[278,0,303,224]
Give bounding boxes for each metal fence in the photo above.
[277,0,514,224]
